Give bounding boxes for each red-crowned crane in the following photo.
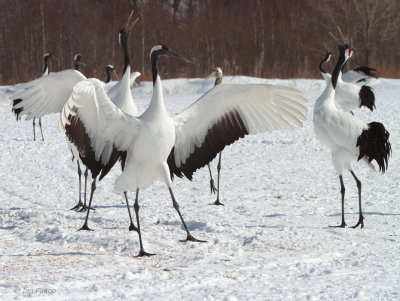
[313,43,391,228]
[55,43,307,256]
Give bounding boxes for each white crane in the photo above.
[313,43,391,228]
[204,67,224,205]
[54,43,308,256]
[12,52,52,141]
[319,51,376,112]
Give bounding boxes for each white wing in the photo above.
[11,69,86,119]
[168,84,308,179]
[107,65,138,116]
[60,79,139,168]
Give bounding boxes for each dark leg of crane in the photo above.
[132,189,155,257]
[213,152,224,206]
[78,177,97,231]
[84,168,88,206]
[168,187,207,242]
[33,118,36,141]
[70,161,83,211]
[208,164,217,194]
[330,175,347,228]
[39,118,44,141]
[350,170,364,229]
[79,168,94,211]
[124,192,138,232]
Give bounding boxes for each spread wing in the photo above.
[168,84,308,180]
[11,69,86,119]
[60,79,139,179]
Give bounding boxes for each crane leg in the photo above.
[330,175,347,228]
[168,187,207,242]
[78,177,97,231]
[208,164,217,194]
[79,168,95,211]
[350,171,364,229]
[132,189,154,256]
[212,152,224,206]
[124,192,138,232]
[39,118,44,141]
[33,118,36,141]
[70,161,83,211]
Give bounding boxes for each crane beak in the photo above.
[205,71,216,79]
[113,69,120,81]
[167,49,189,63]
[126,10,139,39]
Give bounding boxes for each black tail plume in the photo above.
[359,85,375,111]
[11,98,23,121]
[357,122,391,173]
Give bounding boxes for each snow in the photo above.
[0,76,399,300]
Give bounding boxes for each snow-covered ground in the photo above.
[0,76,399,300]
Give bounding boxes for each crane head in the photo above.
[150,43,189,63]
[74,54,86,67]
[206,67,223,79]
[119,10,139,45]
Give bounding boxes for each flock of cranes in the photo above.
[8,15,392,256]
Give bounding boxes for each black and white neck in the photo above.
[319,52,332,75]
[331,45,352,89]
[150,44,166,86]
[105,65,114,83]
[150,43,189,86]
[119,29,131,74]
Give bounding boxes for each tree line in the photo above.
[1,0,399,85]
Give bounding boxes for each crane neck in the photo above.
[74,61,80,71]
[105,69,111,83]
[319,55,329,75]
[215,76,222,86]
[151,51,159,86]
[122,38,130,74]
[331,50,347,89]
[144,53,167,117]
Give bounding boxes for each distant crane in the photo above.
[104,65,118,84]
[12,52,52,141]
[204,67,224,205]
[313,43,391,228]
[12,53,88,210]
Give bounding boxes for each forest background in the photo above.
[1,0,399,84]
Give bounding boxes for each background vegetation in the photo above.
[1,0,399,84]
